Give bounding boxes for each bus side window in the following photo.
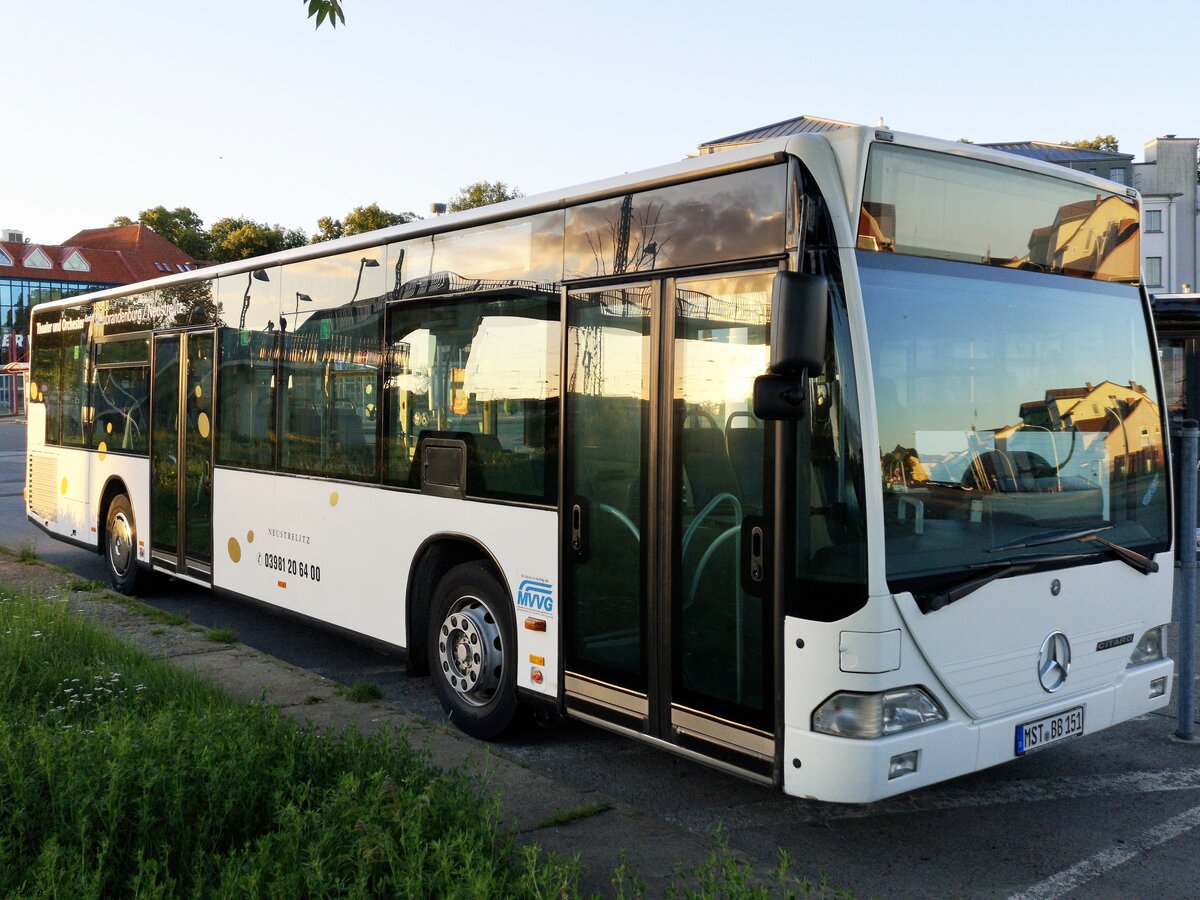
[216,331,277,470]
[385,292,559,503]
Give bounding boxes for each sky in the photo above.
[5,0,1197,246]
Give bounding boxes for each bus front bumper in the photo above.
[780,657,1173,804]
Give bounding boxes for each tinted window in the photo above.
[215,330,276,469]
[30,309,63,444]
[860,144,1140,283]
[565,166,786,278]
[59,306,91,447]
[385,290,559,503]
[92,363,149,455]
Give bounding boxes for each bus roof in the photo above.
[31,123,1140,317]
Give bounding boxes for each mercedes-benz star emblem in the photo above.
[1038,631,1071,693]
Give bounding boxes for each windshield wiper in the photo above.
[916,560,1037,613]
[987,525,1158,575]
[1084,534,1160,574]
[916,536,1159,613]
[987,525,1113,553]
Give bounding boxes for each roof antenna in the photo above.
[878,117,888,129]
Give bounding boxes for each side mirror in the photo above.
[769,271,827,376]
[753,272,828,420]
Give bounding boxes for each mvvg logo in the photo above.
[516,579,554,614]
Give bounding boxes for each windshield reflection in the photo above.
[861,253,1169,584]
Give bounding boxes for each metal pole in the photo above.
[1177,420,1198,741]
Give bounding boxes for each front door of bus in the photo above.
[563,272,776,778]
[150,330,216,582]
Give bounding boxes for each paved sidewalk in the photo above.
[0,551,747,897]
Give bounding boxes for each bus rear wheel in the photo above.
[105,494,142,595]
[428,562,520,740]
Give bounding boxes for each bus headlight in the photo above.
[812,687,945,739]
[1128,626,1166,667]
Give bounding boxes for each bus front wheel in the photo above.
[105,494,142,595]
[428,562,520,740]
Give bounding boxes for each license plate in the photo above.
[1015,706,1084,756]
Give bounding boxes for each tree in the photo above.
[304,0,345,28]
[343,203,416,235]
[1062,135,1120,153]
[448,181,524,212]
[310,204,418,243]
[311,215,345,244]
[110,206,210,259]
[208,217,307,263]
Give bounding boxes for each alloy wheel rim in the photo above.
[438,595,502,706]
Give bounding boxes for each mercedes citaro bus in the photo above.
[27,123,1172,802]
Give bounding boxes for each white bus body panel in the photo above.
[26,406,150,566]
[211,468,560,698]
[782,560,1172,803]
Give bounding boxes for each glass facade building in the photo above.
[1,277,117,365]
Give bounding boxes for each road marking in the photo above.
[1008,802,1200,900]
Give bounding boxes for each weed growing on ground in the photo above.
[535,801,612,829]
[16,544,38,564]
[206,627,238,644]
[345,680,383,702]
[64,578,104,593]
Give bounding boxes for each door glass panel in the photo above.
[564,285,652,690]
[150,337,180,556]
[673,272,773,724]
[184,334,214,564]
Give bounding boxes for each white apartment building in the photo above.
[1133,135,1199,295]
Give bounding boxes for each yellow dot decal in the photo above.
[29,384,38,401]
[60,477,68,496]
[97,441,107,461]
[228,537,242,563]
[197,411,211,439]
[194,384,202,398]
[365,383,373,395]
[329,491,339,507]
[106,422,113,434]
[247,530,255,543]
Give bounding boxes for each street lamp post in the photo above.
[350,257,380,304]
[293,292,313,329]
[239,269,270,330]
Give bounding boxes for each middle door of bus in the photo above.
[562,271,776,777]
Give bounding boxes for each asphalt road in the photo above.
[4,416,1200,898]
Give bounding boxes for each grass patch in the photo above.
[0,588,581,898]
[345,680,383,702]
[303,694,324,705]
[65,577,105,593]
[16,544,39,564]
[536,800,612,829]
[206,627,239,644]
[97,593,189,628]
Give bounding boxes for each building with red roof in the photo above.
[0,224,199,365]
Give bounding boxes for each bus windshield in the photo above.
[860,252,1169,587]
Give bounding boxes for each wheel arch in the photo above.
[405,533,511,675]
[96,475,132,556]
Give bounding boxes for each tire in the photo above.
[427,562,520,740]
[104,494,142,595]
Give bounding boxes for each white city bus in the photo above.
[26,124,1173,802]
